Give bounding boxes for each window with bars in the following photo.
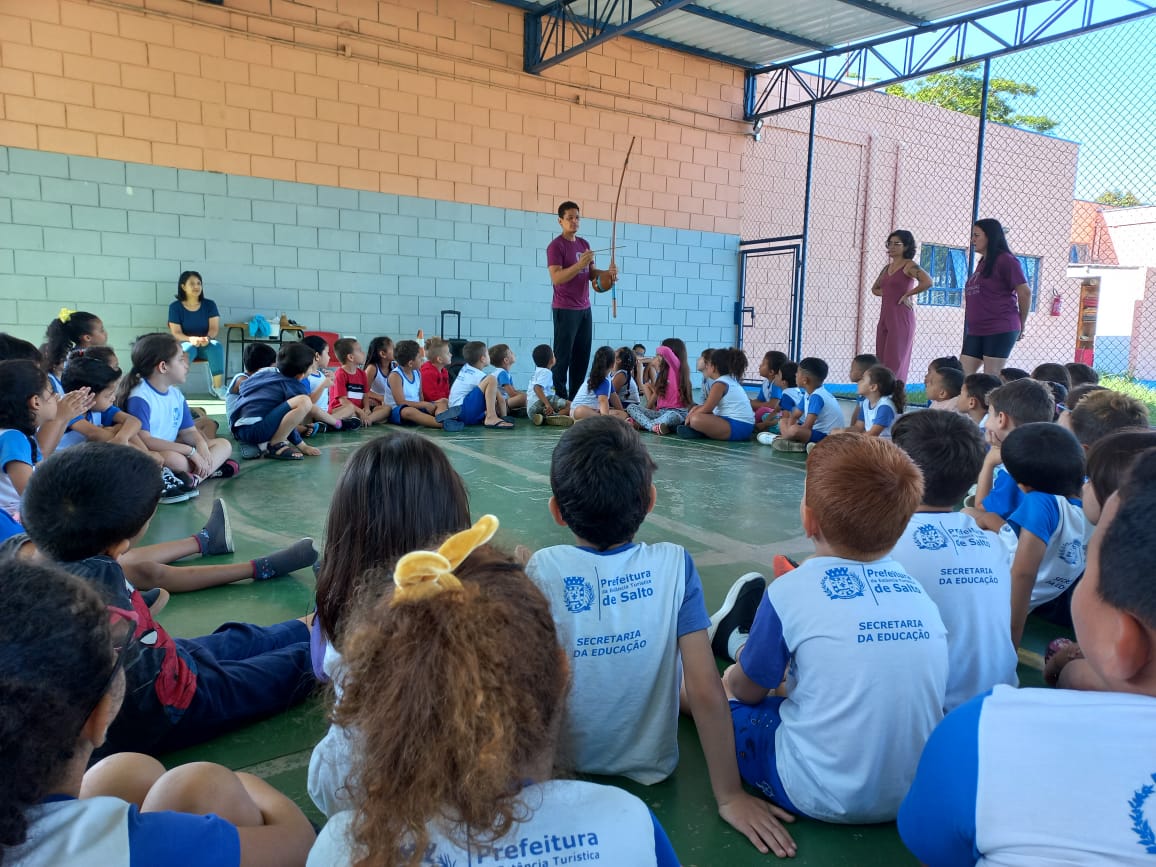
[916,244,968,307]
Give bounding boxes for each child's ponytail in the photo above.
[335,528,566,867]
[867,364,906,414]
[41,310,100,373]
[660,338,693,407]
[0,561,116,861]
[587,346,615,393]
[116,333,180,410]
[710,347,748,380]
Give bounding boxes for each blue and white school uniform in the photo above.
[900,685,1156,866]
[569,375,613,413]
[9,795,240,867]
[309,780,679,867]
[381,367,429,424]
[861,395,898,437]
[778,386,807,415]
[527,365,564,414]
[760,379,782,403]
[125,380,194,442]
[735,555,948,823]
[224,372,249,422]
[0,428,38,519]
[890,512,1019,711]
[303,368,329,410]
[527,542,709,784]
[448,364,490,424]
[47,372,65,396]
[1008,491,1090,609]
[982,463,1023,519]
[612,369,641,407]
[706,374,755,440]
[801,386,845,441]
[58,407,123,450]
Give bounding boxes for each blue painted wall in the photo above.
[0,146,739,383]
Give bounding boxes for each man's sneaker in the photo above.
[338,416,362,431]
[543,414,574,427]
[708,572,767,661]
[160,468,190,504]
[771,437,807,452]
[531,412,545,426]
[198,499,234,556]
[756,431,777,446]
[676,424,704,439]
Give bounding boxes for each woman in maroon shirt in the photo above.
[961,219,1031,376]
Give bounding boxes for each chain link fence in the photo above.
[740,14,1156,389]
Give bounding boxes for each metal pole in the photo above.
[970,57,991,265]
[794,103,817,359]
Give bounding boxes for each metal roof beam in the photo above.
[746,0,1156,118]
[830,0,927,26]
[524,0,698,73]
[681,5,833,51]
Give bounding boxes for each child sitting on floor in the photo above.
[0,559,315,866]
[20,443,318,757]
[629,337,694,435]
[117,333,235,484]
[230,342,325,461]
[845,352,878,430]
[58,354,149,452]
[760,361,805,441]
[900,448,1156,865]
[751,350,788,428]
[308,517,682,867]
[0,359,60,520]
[224,341,276,428]
[1066,361,1099,387]
[851,364,905,438]
[999,366,1029,383]
[526,418,796,856]
[959,372,1001,430]
[1069,388,1149,449]
[925,365,964,412]
[526,343,572,427]
[967,423,1090,647]
[569,346,628,422]
[713,434,948,824]
[772,357,844,451]
[380,339,457,430]
[974,377,1056,517]
[361,336,394,410]
[891,411,1018,710]
[611,346,642,409]
[298,335,346,436]
[678,347,755,441]
[308,434,473,817]
[489,343,527,412]
[420,336,451,405]
[447,341,512,429]
[330,338,388,428]
[697,348,715,395]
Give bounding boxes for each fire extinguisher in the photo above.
[1050,290,1063,317]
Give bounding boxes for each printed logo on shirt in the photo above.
[563,576,595,613]
[1059,539,1085,567]
[1129,773,1156,854]
[821,567,865,600]
[912,524,949,551]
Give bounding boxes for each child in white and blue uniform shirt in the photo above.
[0,359,58,520]
[852,364,905,438]
[891,411,1019,712]
[678,347,756,440]
[773,356,845,451]
[901,448,1156,866]
[713,434,947,824]
[974,378,1055,518]
[446,340,512,429]
[966,422,1090,650]
[526,343,570,421]
[568,345,628,422]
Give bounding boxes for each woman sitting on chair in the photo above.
[168,270,223,389]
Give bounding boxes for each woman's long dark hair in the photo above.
[974,219,1012,278]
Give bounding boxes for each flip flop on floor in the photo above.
[264,441,304,460]
[484,419,515,430]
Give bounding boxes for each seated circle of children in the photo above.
[307,516,683,867]
[20,442,318,757]
[714,433,948,824]
[772,357,845,451]
[526,417,797,857]
[0,558,316,867]
[967,422,1091,648]
[229,342,324,461]
[900,448,1156,866]
[891,411,1018,711]
[679,347,755,441]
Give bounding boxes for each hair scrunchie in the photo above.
[58,307,74,323]
[392,515,498,605]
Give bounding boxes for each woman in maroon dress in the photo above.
[871,230,931,382]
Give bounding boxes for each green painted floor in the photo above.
[149,404,1064,865]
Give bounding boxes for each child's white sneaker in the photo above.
[756,431,776,446]
[772,437,808,452]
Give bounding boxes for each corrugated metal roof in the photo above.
[504,0,1013,68]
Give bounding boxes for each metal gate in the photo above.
[736,235,803,359]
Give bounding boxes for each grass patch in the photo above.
[1099,374,1156,418]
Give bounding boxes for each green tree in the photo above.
[885,63,1058,133]
[1094,190,1142,208]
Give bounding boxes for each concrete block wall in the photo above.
[0,145,739,383]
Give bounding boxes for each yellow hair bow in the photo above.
[58,307,74,323]
[392,515,499,605]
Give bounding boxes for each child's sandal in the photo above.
[264,441,304,461]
